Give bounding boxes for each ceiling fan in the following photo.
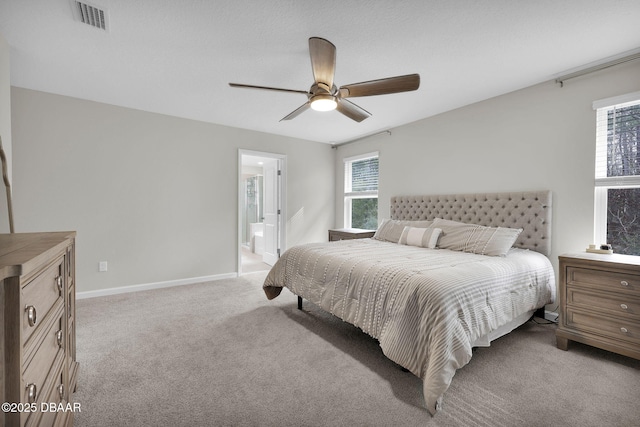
[229,37,420,122]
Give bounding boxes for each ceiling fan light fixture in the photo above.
[229,37,420,122]
[310,94,337,112]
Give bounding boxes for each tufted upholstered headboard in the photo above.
[390,190,552,256]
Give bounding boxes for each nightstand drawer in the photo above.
[566,308,640,345]
[567,266,639,295]
[567,286,640,320]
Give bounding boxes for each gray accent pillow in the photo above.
[432,218,522,257]
[373,219,434,243]
[398,226,442,248]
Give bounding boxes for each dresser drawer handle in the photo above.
[620,280,629,287]
[26,305,37,327]
[620,304,628,310]
[56,276,63,294]
[56,330,64,347]
[620,327,629,334]
[58,384,65,400]
[26,383,37,403]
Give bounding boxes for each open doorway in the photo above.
[238,150,286,275]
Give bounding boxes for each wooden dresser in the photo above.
[1,232,79,427]
[556,253,640,360]
[328,228,375,241]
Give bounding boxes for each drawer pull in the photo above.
[26,383,37,403]
[26,305,37,327]
[56,329,64,347]
[56,276,63,294]
[58,384,65,399]
[620,303,628,310]
[620,327,628,334]
[620,280,629,287]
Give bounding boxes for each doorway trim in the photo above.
[238,149,287,276]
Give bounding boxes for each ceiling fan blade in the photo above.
[309,37,336,89]
[339,73,420,98]
[229,83,308,95]
[280,102,311,121]
[336,99,371,122]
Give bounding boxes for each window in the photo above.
[594,92,640,256]
[344,152,379,229]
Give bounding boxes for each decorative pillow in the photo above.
[432,218,522,257]
[373,219,433,243]
[398,226,442,249]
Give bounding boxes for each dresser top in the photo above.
[560,252,640,268]
[0,231,76,280]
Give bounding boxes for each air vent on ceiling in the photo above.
[70,0,109,31]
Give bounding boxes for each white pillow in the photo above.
[432,218,522,257]
[398,226,442,249]
[373,219,433,243]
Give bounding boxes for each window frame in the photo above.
[593,91,640,248]
[343,151,379,229]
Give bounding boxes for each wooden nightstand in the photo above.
[556,253,640,360]
[328,228,375,241]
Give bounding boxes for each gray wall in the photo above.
[11,88,335,293]
[335,60,640,278]
[0,34,11,233]
[10,60,640,296]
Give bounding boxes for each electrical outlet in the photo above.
[99,261,108,272]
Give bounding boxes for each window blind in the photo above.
[344,152,379,195]
[594,98,640,186]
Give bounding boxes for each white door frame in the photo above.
[261,158,280,266]
[238,149,287,275]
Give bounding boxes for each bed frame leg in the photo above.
[297,296,302,310]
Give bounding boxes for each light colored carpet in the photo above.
[74,271,640,426]
[241,246,271,274]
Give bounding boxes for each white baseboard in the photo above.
[76,272,238,300]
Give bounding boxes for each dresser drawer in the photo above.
[33,368,66,427]
[22,257,65,345]
[24,298,65,368]
[567,286,640,320]
[567,266,640,295]
[23,311,65,406]
[24,354,66,427]
[566,308,640,345]
[21,346,65,427]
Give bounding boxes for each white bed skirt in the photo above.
[471,309,535,347]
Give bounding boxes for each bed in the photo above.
[263,191,556,414]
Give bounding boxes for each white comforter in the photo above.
[263,238,555,414]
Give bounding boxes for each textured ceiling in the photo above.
[1,0,639,144]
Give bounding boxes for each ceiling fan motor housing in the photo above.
[308,82,338,111]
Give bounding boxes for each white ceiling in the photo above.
[1,0,639,145]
